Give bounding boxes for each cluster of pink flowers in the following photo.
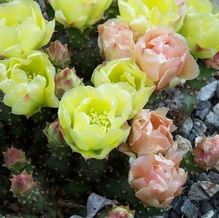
[98,19,199,91]
[119,109,188,208]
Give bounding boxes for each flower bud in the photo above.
[98,19,135,61]
[194,135,219,170]
[55,68,83,98]
[108,206,134,218]
[3,147,26,169]
[11,171,35,196]
[44,120,66,146]
[46,40,70,68]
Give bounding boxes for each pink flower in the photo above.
[135,27,199,90]
[3,147,26,169]
[194,135,219,170]
[11,171,35,196]
[123,108,176,156]
[98,19,135,61]
[129,154,187,208]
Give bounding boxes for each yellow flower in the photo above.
[0,51,59,117]
[0,0,55,58]
[118,0,187,37]
[58,84,132,159]
[92,59,155,119]
[180,0,219,58]
[49,0,112,30]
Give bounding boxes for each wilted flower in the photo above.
[108,206,134,218]
[55,68,83,98]
[180,0,219,59]
[48,0,112,30]
[58,84,132,159]
[46,40,70,68]
[0,0,55,58]
[3,147,26,169]
[44,120,66,146]
[135,27,199,90]
[11,171,35,196]
[118,0,187,37]
[194,135,219,170]
[0,51,59,117]
[205,52,219,70]
[122,108,176,156]
[98,19,135,61]
[92,59,155,119]
[129,154,187,208]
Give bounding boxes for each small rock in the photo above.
[198,173,211,182]
[199,181,219,198]
[205,112,219,128]
[179,118,193,136]
[200,201,215,214]
[181,199,198,218]
[213,103,219,115]
[201,210,216,218]
[193,118,208,134]
[188,183,210,201]
[208,172,219,184]
[197,81,218,101]
[171,196,186,212]
[195,101,212,120]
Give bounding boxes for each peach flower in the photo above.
[135,27,199,90]
[194,135,219,170]
[122,108,176,156]
[98,19,135,61]
[129,154,187,208]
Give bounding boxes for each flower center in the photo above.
[88,108,111,132]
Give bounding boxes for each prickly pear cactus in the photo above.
[0,0,219,218]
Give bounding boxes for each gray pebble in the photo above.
[181,199,198,218]
[195,101,212,120]
[179,118,193,136]
[201,210,216,218]
[197,81,218,101]
[208,172,219,184]
[188,183,210,201]
[205,112,219,128]
[213,103,219,115]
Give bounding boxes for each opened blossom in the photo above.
[118,0,187,37]
[194,135,219,170]
[0,51,59,117]
[180,0,219,58]
[135,27,199,90]
[92,59,155,119]
[0,0,54,58]
[98,19,135,61]
[121,108,176,156]
[49,0,112,30]
[129,154,187,208]
[58,84,132,159]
